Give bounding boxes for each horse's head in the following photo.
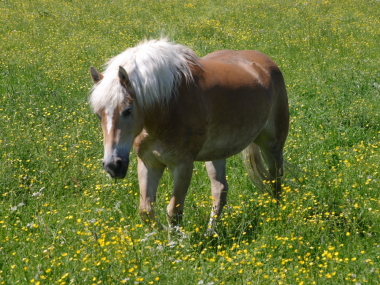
[90,66,143,178]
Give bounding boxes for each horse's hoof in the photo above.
[204,227,219,238]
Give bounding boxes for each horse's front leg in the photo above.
[166,161,194,227]
[137,157,165,229]
[205,159,228,235]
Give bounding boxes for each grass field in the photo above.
[1,0,380,284]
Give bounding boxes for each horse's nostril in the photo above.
[116,159,123,168]
[103,157,128,179]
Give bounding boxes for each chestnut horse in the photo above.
[89,39,289,231]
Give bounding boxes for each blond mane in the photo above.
[90,38,199,112]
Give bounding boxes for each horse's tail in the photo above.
[241,142,272,194]
[242,142,303,194]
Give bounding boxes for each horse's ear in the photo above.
[119,66,136,102]
[90,66,103,83]
[118,66,130,87]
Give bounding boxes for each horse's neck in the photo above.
[140,104,173,136]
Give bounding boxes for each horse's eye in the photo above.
[122,107,132,117]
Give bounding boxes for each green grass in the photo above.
[1,0,380,284]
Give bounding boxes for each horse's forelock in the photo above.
[90,76,125,114]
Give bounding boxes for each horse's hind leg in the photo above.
[254,115,288,200]
[258,142,284,200]
[205,159,228,234]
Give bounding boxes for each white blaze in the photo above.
[106,109,114,134]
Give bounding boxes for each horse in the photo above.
[89,38,289,231]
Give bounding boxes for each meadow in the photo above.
[1,0,379,284]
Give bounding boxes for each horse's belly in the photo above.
[194,126,261,161]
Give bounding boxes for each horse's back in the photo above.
[204,49,280,69]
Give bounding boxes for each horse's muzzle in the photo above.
[103,158,128,178]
